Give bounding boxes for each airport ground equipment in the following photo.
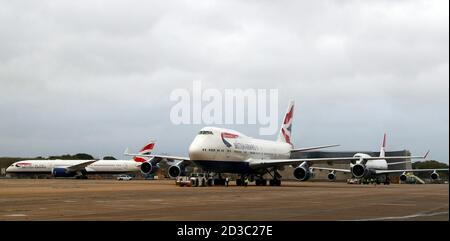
[176,173,215,187]
[176,176,193,187]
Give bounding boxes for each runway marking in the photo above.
[4,214,27,217]
[343,211,449,221]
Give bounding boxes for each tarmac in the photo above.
[0,179,448,221]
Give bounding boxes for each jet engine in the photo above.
[351,163,368,178]
[430,171,439,180]
[400,172,407,182]
[168,162,186,178]
[140,158,159,175]
[51,167,75,177]
[327,171,336,182]
[293,162,313,181]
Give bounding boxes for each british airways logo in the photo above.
[221,132,239,147]
[16,162,32,167]
[133,157,147,163]
[139,143,155,155]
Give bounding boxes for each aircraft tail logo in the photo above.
[277,100,295,145]
[133,140,156,162]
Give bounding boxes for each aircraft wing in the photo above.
[360,155,426,161]
[310,166,352,173]
[248,157,359,169]
[387,161,411,166]
[375,168,449,175]
[66,160,97,172]
[248,153,428,169]
[291,144,340,153]
[124,151,190,162]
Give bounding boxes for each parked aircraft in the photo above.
[6,141,155,178]
[311,134,448,184]
[126,101,429,186]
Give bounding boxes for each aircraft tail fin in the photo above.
[379,133,386,158]
[133,140,156,162]
[277,100,295,145]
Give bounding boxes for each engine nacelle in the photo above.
[293,162,313,181]
[327,171,336,182]
[168,163,186,178]
[400,172,407,182]
[430,171,439,180]
[140,158,159,175]
[51,167,75,177]
[351,163,368,178]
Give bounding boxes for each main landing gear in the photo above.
[267,168,282,186]
[362,175,391,185]
[254,168,282,186]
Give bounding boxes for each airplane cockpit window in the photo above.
[198,131,213,135]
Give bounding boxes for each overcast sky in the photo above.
[0,0,448,163]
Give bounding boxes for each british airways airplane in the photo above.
[6,141,155,179]
[127,101,429,186]
[311,134,448,184]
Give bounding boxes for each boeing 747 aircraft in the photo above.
[126,101,429,186]
[310,134,448,184]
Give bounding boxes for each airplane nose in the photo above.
[188,139,203,160]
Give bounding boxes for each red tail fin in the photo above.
[133,156,147,163]
[133,140,156,162]
[139,142,155,155]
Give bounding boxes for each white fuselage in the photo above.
[353,153,388,170]
[6,159,141,174]
[188,127,292,173]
